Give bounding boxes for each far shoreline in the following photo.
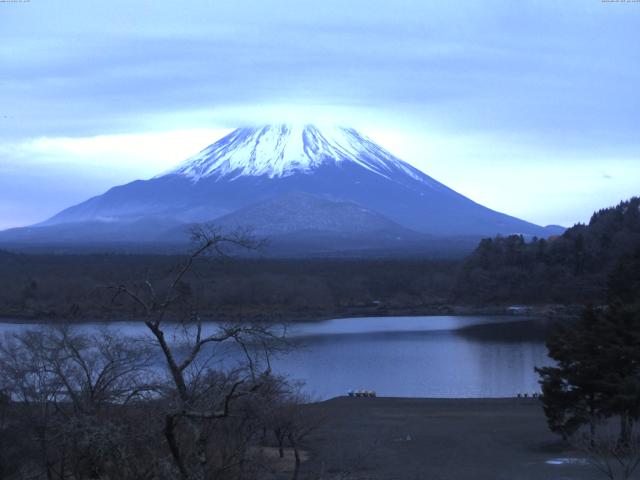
[0,303,583,325]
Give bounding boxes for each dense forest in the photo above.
[0,197,638,322]
[456,197,640,305]
[0,253,457,322]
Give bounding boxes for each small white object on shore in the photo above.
[348,390,377,397]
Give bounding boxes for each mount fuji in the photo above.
[0,125,563,254]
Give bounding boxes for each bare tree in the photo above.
[110,225,289,479]
[573,419,640,480]
[249,377,322,480]
[0,326,158,480]
[0,386,14,479]
[0,225,305,480]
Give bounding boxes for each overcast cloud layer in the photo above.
[1,0,639,229]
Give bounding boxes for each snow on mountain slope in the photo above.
[0,123,563,247]
[167,124,438,188]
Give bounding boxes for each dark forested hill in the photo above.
[456,197,640,304]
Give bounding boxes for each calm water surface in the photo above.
[0,316,551,399]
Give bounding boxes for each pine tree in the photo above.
[537,247,640,443]
[536,307,607,439]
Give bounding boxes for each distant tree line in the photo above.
[0,254,457,322]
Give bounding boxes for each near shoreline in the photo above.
[301,396,597,480]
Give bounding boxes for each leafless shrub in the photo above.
[573,419,640,480]
[0,326,159,479]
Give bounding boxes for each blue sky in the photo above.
[1,0,639,229]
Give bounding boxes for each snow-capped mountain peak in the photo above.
[16,123,560,243]
[166,124,427,183]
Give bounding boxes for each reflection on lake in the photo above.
[0,316,552,400]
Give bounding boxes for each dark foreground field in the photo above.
[300,397,598,480]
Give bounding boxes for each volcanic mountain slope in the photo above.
[212,192,416,236]
[0,125,562,251]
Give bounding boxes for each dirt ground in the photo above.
[299,397,603,480]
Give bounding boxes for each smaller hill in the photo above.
[213,192,417,235]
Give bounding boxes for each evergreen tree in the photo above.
[597,249,640,444]
[536,307,607,439]
[537,247,640,443]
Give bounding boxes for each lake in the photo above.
[0,315,552,400]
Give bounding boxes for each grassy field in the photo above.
[300,397,600,480]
